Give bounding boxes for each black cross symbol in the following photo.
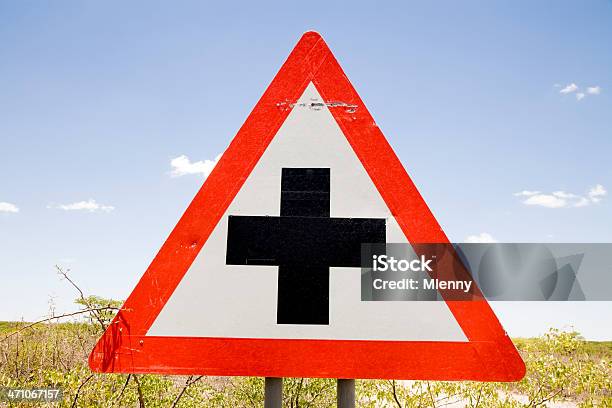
[226,168,386,325]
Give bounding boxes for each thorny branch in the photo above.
[171,375,204,408]
[55,265,110,331]
[292,377,303,407]
[0,307,120,342]
[304,380,335,406]
[530,386,565,407]
[133,374,146,408]
[426,382,437,408]
[474,386,482,408]
[391,380,403,408]
[71,373,95,408]
[111,374,132,407]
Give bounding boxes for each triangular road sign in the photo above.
[90,32,525,381]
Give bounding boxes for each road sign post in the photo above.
[264,377,282,408]
[337,379,355,408]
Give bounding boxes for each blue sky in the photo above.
[1,1,610,339]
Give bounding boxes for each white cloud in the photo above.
[513,190,540,197]
[515,185,606,208]
[170,154,221,178]
[523,194,568,208]
[551,191,577,199]
[573,197,590,208]
[558,83,601,101]
[587,86,601,95]
[50,199,115,213]
[559,83,578,94]
[588,184,607,203]
[465,232,498,243]
[0,202,19,213]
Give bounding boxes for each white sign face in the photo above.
[148,83,467,342]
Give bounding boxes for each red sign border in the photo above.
[89,32,525,381]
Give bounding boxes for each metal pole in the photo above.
[264,377,283,408]
[337,379,355,408]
